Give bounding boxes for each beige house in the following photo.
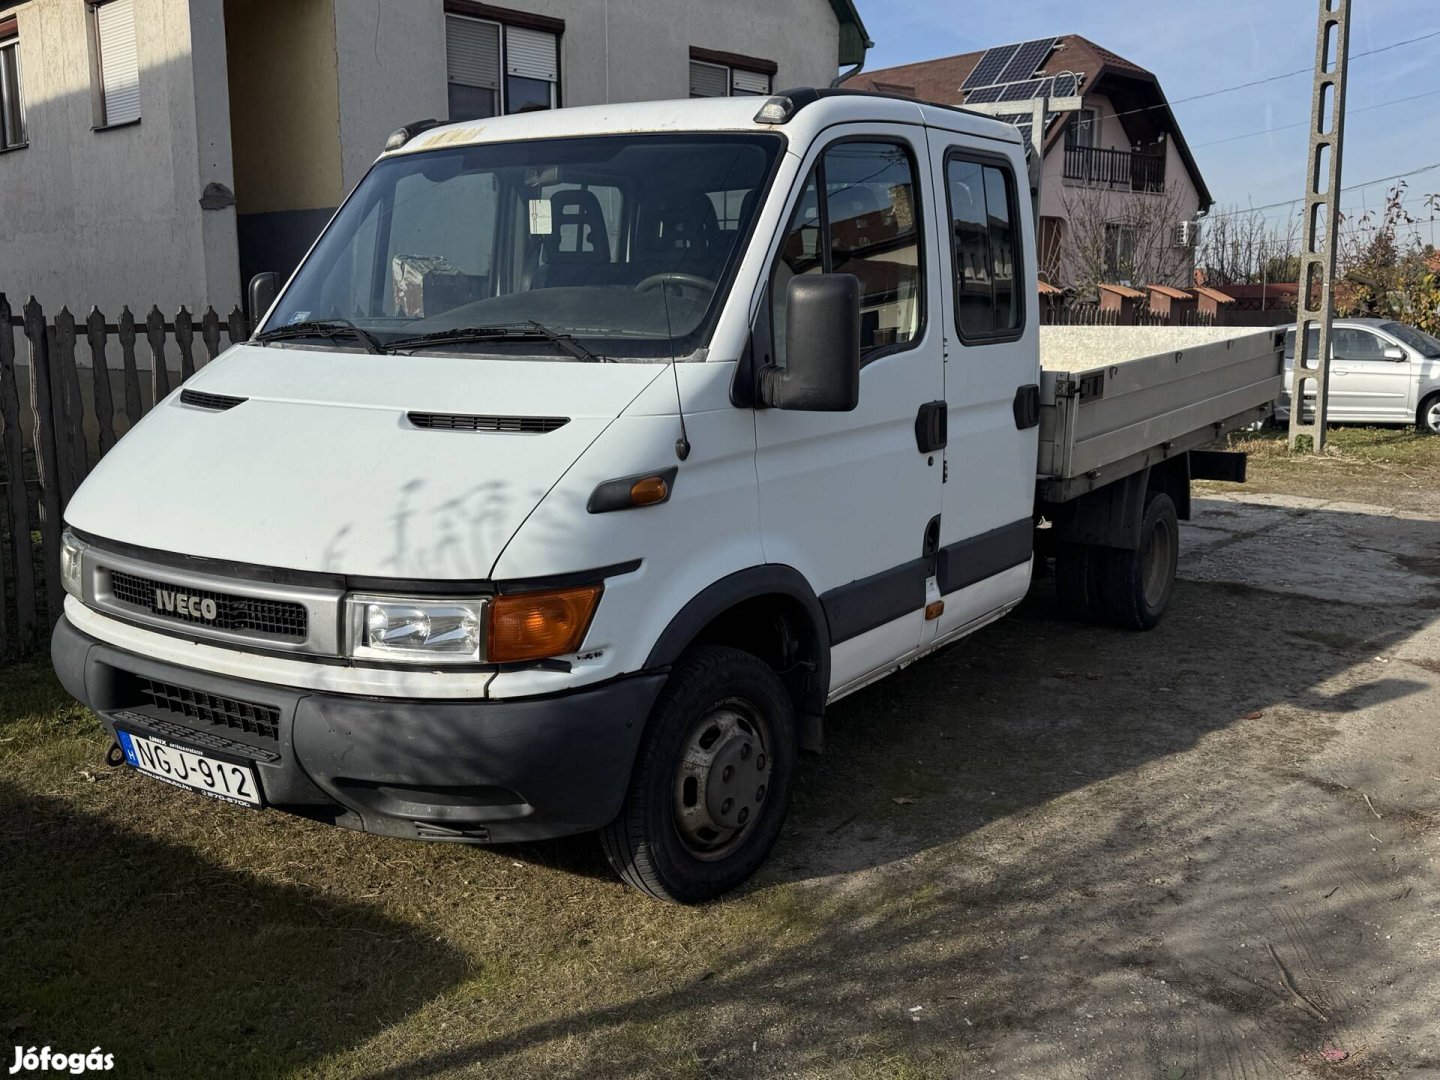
[0,0,869,315]
[852,35,1213,293]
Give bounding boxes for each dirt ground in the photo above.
[3,428,1440,1079]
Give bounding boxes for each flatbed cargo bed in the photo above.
[1036,326,1286,502]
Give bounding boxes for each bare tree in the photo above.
[1059,185,1196,295]
[1196,207,1301,286]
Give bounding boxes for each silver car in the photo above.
[1277,318,1440,434]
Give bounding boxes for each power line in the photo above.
[1205,160,1440,222]
[1192,88,1440,148]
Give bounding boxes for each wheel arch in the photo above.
[645,565,831,749]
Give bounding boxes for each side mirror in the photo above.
[248,272,279,324]
[1383,345,1406,362]
[759,275,861,412]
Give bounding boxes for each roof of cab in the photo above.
[389,90,1022,159]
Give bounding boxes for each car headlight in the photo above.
[61,530,87,600]
[346,596,486,663]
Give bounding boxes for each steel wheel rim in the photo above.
[1427,400,1440,433]
[672,698,772,862]
[1142,514,1175,608]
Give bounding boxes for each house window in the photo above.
[689,49,774,98]
[772,140,924,363]
[445,6,560,121]
[0,18,26,151]
[1065,108,1095,150]
[946,155,1024,340]
[1104,223,1136,281]
[88,0,141,129]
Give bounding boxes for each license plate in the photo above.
[116,729,262,807]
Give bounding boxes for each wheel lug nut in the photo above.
[722,765,733,782]
[738,807,749,824]
[756,785,766,801]
[740,743,751,760]
[757,753,766,770]
[721,798,733,815]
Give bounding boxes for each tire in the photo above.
[1100,491,1179,631]
[1055,542,1107,622]
[1418,392,1440,436]
[599,645,797,904]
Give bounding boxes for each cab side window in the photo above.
[946,155,1023,341]
[771,140,923,366]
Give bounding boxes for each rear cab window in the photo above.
[944,153,1024,342]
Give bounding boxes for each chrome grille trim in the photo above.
[78,545,343,656]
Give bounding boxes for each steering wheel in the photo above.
[635,273,717,301]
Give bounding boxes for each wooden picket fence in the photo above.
[0,293,249,661]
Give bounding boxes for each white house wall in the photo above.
[0,0,239,314]
[334,0,845,192]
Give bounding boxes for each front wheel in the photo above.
[600,646,797,903]
[1418,392,1440,436]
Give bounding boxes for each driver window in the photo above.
[1332,328,1386,362]
[770,140,923,366]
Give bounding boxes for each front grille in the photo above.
[408,411,569,434]
[109,569,308,639]
[111,709,281,763]
[180,388,248,411]
[136,677,281,742]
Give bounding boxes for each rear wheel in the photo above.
[600,645,796,903]
[1418,392,1440,435]
[1100,492,1179,631]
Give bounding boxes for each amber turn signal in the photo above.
[629,475,670,506]
[488,584,602,663]
[924,600,944,621]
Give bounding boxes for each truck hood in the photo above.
[66,344,665,578]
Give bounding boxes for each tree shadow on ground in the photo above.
[0,781,472,1078]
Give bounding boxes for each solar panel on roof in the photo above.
[965,85,1003,104]
[997,38,1058,85]
[999,78,1044,102]
[962,44,1021,90]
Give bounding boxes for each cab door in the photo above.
[924,133,1040,642]
[754,129,945,697]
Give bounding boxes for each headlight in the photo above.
[60,530,87,600]
[346,596,485,663]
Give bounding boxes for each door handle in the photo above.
[915,401,947,453]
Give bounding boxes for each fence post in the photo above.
[54,307,88,502]
[175,306,196,380]
[0,294,36,654]
[227,306,247,346]
[24,298,63,625]
[201,306,222,363]
[117,306,142,429]
[146,306,170,405]
[86,308,117,456]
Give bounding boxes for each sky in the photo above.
[852,0,1440,234]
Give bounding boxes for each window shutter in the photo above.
[97,0,140,125]
[731,68,770,95]
[689,61,727,98]
[445,15,500,89]
[505,26,558,82]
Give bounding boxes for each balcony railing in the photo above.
[1063,145,1166,194]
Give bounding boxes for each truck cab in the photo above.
[54,91,1254,902]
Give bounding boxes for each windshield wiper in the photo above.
[383,321,607,363]
[255,319,384,355]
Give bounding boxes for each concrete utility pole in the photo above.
[1289,0,1351,453]
[965,88,1083,228]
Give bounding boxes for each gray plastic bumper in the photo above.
[53,615,664,843]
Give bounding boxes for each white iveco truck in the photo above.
[53,90,1282,902]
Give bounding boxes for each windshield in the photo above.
[1380,322,1440,358]
[264,134,782,360]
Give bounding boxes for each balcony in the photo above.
[1063,145,1166,194]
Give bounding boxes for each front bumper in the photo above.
[53,616,665,843]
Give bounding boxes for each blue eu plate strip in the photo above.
[117,730,139,767]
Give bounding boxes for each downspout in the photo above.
[832,35,874,87]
